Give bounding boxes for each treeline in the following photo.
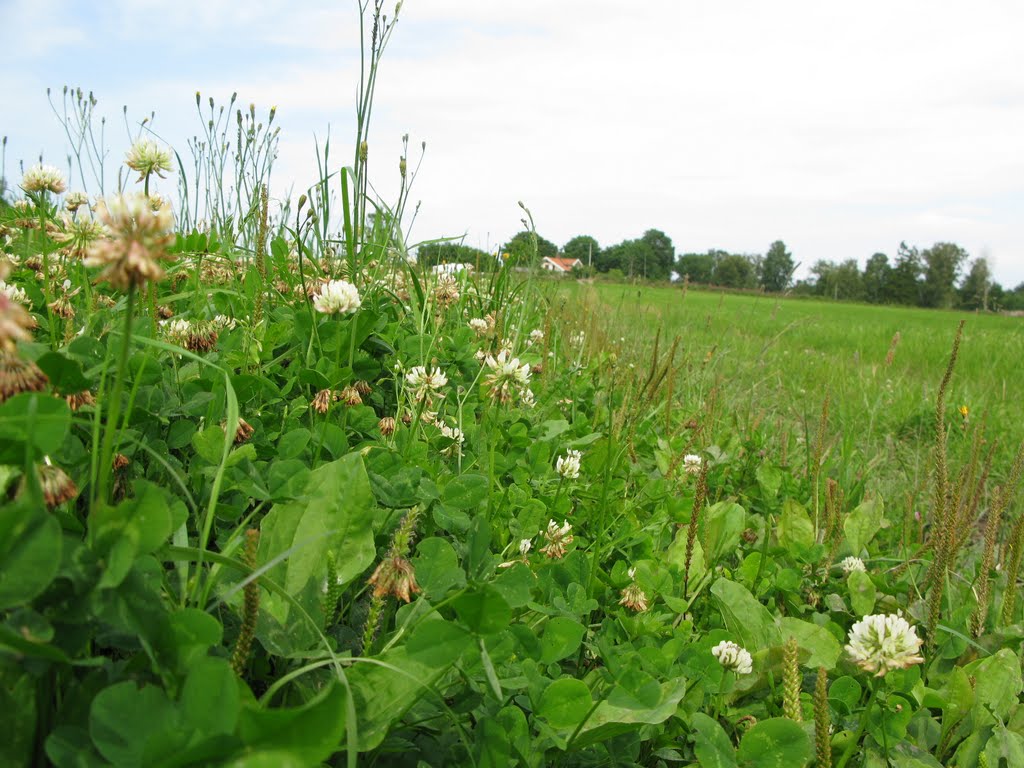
[417,230,1023,312]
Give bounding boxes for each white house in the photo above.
[540,256,583,274]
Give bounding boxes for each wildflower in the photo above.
[21,163,67,195]
[311,388,333,414]
[65,191,89,212]
[528,329,544,346]
[556,449,582,480]
[540,519,574,559]
[367,556,420,603]
[161,318,193,347]
[845,613,924,676]
[712,640,754,675]
[66,390,95,411]
[619,582,649,612]
[0,293,37,352]
[519,538,533,555]
[112,453,130,471]
[233,418,255,445]
[405,365,447,402]
[433,274,460,307]
[0,280,29,306]
[0,352,48,401]
[211,314,236,331]
[125,138,174,182]
[339,385,362,406]
[85,193,175,289]
[570,330,585,346]
[482,349,532,404]
[20,464,77,508]
[378,416,397,436]
[840,556,867,575]
[619,567,649,612]
[683,454,702,476]
[468,318,490,336]
[313,279,361,315]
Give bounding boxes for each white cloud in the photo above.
[2,0,1023,285]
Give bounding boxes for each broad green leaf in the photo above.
[777,618,842,670]
[574,678,689,748]
[0,393,71,463]
[89,682,182,767]
[737,717,812,767]
[89,481,172,590]
[962,648,1023,722]
[539,617,586,664]
[755,464,783,500]
[180,657,240,738]
[985,721,1024,767]
[691,712,738,768]
[828,676,862,716]
[711,578,781,651]
[238,681,348,762]
[406,617,473,666]
[442,473,489,510]
[843,498,884,555]
[847,570,876,615]
[536,678,592,730]
[257,452,375,653]
[35,351,90,394]
[704,501,746,564]
[453,586,512,636]
[347,645,459,751]
[778,499,814,552]
[412,537,465,599]
[0,500,62,609]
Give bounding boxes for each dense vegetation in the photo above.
[2,4,1023,767]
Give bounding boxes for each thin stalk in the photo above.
[95,283,136,509]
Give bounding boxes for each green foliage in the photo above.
[503,230,557,264]
[760,240,795,293]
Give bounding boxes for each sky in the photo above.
[2,0,1023,287]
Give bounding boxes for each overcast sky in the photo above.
[3,0,1023,286]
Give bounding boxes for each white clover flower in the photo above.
[556,449,582,480]
[405,365,448,402]
[540,519,573,559]
[125,138,174,181]
[468,317,489,336]
[65,191,89,212]
[313,279,361,315]
[683,454,702,476]
[841,556,867,575]
[160,318,193,346]
[570,331,585,346]
[0,281,29,306]
[21,163,67,194]
[528,329,544,346]
[519,538,532,555]
[712,641,753,675]
[483,349,532,405]
[845,613,924,677]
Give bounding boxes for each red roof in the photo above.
[545,257,582,271]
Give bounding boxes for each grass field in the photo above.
[558,281,1024,504]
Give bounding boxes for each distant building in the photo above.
[430,263,474,275]
[541,256,582,274]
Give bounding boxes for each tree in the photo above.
[502,231,558,265]
[760,240,795,293]
[959,257,992,311]
[811,259,863,300]
[712,254,757,289]
[921,242,969,309]
[417,242,493,269]
[676,251,717,284]
[640,229,675,281]
[885,242,923,305]
[862,253,891,304]
[563,235,600,268]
